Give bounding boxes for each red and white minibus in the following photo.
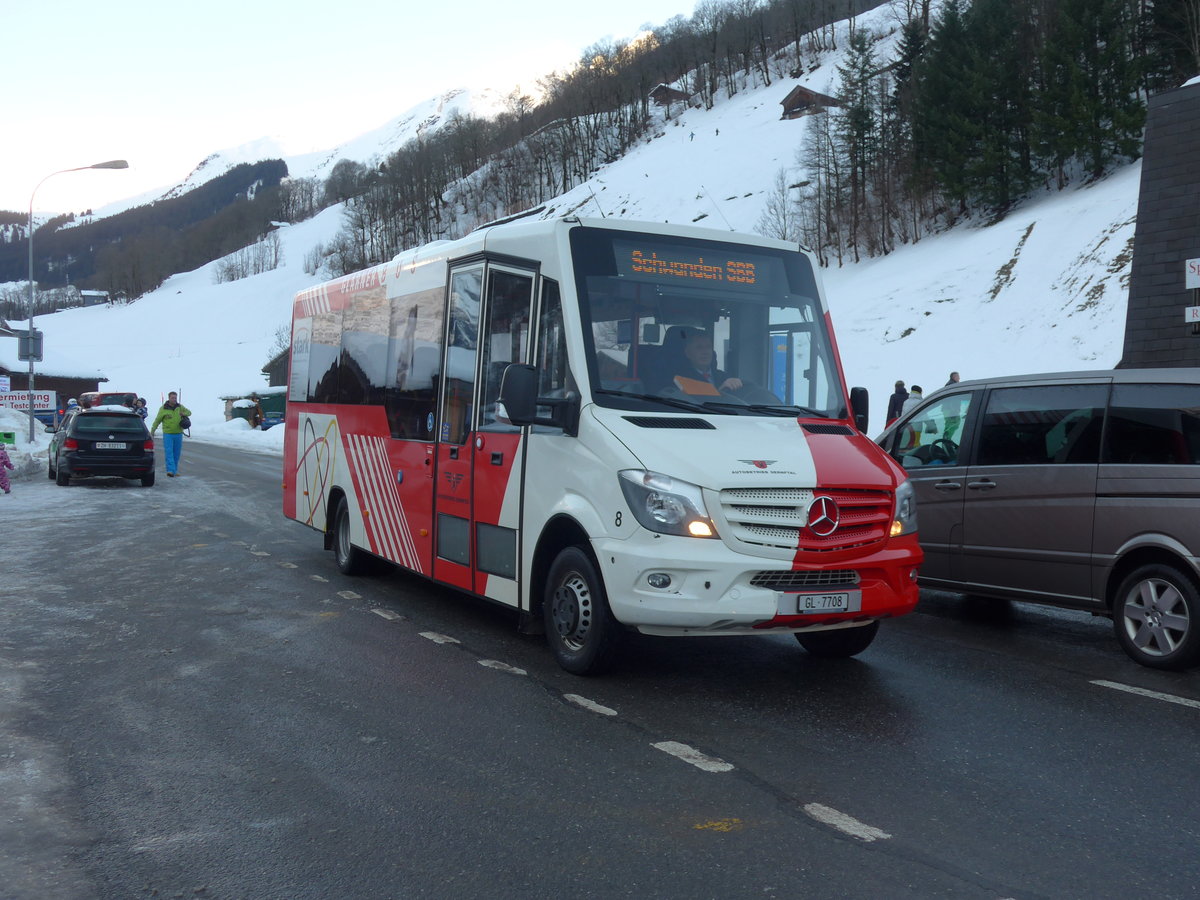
[283,216,921,673]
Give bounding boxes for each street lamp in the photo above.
[26,159,128,441]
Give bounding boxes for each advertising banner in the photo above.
[0,391,55,411]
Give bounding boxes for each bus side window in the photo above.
[385,287,444,440]
[536,279,572,400]
[443,269,482,445]
[479,269,533,432]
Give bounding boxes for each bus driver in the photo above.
[677,330,742,393]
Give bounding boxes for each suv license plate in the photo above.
[95,441,127,449]
[782,590,862,615]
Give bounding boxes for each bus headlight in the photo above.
[890,479,918,537]
[618,470,718,538]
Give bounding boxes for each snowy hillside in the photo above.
[89,87,514,217]
[2,0,1140,455]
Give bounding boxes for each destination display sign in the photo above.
[612,239,781,294]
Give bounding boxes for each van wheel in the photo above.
[795,621,879,658]
[544,547,621,675]
[1113,564,1200,670]
[333,499,369,575]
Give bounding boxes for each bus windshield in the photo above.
[570,226,845,418]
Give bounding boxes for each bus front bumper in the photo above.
[593,533,922,636]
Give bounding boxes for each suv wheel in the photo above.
[1113,563,1200,670]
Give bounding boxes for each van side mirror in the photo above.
[498,363,579,437]
[850,386,869,433]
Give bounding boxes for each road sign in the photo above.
[17,329,43,362]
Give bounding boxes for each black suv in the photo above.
[49,407,155,486]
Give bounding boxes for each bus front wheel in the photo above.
[544,547,621,676]
[795,621,879,658]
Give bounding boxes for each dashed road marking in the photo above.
[803,803,891,841]
[564,694,618,716]
[311,575,329,583]
[479,660,527,675]
[1091,679,1200,710]
[251,551,270,557]
[651,741,733,773]
[337,590,361,600]
[419,632,460,645]
[278,562,298,569]
[371,608,404,621]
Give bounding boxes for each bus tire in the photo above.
[795,621,879,658]
[544,547,621,676]
[333,499,369,576]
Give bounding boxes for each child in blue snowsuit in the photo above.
[0,445,14,494]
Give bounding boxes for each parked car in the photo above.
[79,390,138,410]
[48,407,155,487]
[876,368,1200,670]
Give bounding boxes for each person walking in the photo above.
[901,385,924,415]
[150,391,192,477]
[885,380,908,426]
[0,443,14,494]
[946,371,961,386]
[247,393,265,430]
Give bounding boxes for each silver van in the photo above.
[877,368,1200,669]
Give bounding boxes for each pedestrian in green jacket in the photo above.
[150,392,192,477]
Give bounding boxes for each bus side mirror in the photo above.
[850,386,869,433]
[499,363,579,437]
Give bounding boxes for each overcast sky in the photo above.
[3,0,691,215]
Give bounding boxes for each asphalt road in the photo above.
[2,440,1199,899]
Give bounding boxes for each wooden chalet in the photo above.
[780,85,842,119]
[649,84,692,109]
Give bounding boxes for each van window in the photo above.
[894,392,974,467]
[1103,384,1200,464]
[977,385,1106,466]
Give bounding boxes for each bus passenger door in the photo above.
[433,266,483,591]
[471,266,534,604]
[433,264,534,604]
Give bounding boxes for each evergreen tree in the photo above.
[961,0,1038,210]
[833,29,880,260]
[1144,0,1200,90]
[910,0,978,215]
[1034,0,1145,181]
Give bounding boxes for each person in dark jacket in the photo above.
[886,380,909,426]
[150,392,193,477]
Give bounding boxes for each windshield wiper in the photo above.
[699,401,830,418]
[593,390,727,414]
